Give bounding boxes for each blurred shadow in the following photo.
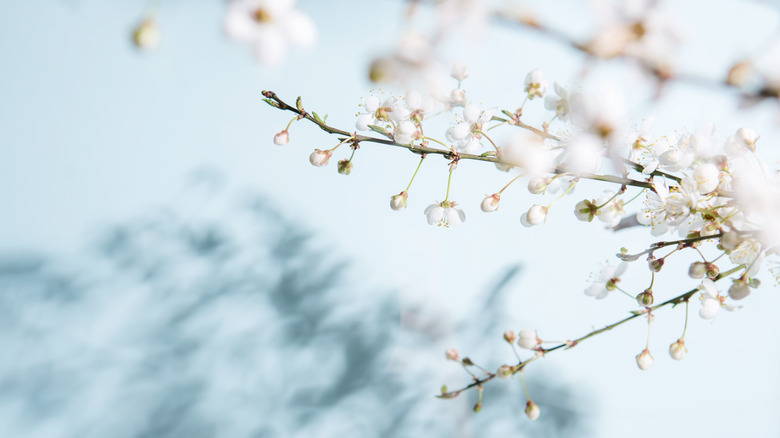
[0,187,591,437]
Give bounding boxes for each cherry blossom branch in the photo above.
[617,233,725,262]
[493,10,779,105]
[438,264,744,399]
[262,91,658,190]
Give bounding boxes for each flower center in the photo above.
[253,8,273,23]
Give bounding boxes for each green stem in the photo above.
[263,91,658,190]
[498,174,524,194]
[681,299,689,340]
[405,156,425,192]
[546,178,578,208]
[423,136,451,149]
[520,370,531,401]
[444,167,454,202]
[437,264,746,399]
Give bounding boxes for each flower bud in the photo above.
[648,258,664,272]
[309,149,333,167]
[390,191,408,211]
[720,231,742,251]
[337,159,353,175]
[521,205,548,227]
[273,130,290,145]
[705,263,720,279]
[503,330,517,344]
[480,194,500,212]
[688,262,706,279]
[636,289,654,306]
[497,365,514,379]
[527,177,548,194]
[525,400,540,421]
[726,60,752,87]
[517,329,539,350]
[668,339,687,361]
[132,18,160,50]
[445,348,459,361]
[450,88,467,106]
[636,349,654,370]
[451,62,469,82]
[736,127,757,150]
[728,279,750,300]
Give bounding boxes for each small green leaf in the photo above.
[262,98,280,108]
[368,124,391,138]
[441,385,447,394]
[312,111,324,123]
[296,96,304,112]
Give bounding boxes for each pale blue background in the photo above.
[1,1,780,437]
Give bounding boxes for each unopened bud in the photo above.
[390,191,408,211]
[525,400,540,421]
[473,402,482,413]
[521,205,548,227]
[736,127,757,150]
[337,159,353,175]
[688,262,706,279]
[517,329,539,350]
[309,149,333,167]
[668,339,687,361]
[132,18,160,50]
[726,60,752,87]
[636,289,654,306]
[503,330,517,344]
[450,88,466,106]
[527,177,548,194]
[497,365,514,378]
[636,349,654,370]
[705,263,720,279]
[273,130,289,145]
[720,231,742,251]
[648,258,664,272]
[481,194,500,212]
[728,279,750,300]
[445,348,459,361]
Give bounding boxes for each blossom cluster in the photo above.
[262,56,778,417]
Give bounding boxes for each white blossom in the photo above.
[424,201,465,227]
[225,0,317,66]
[450,62,469,82]
[448,104,496,154]
[544,82,574,121]
[585,262,628,299]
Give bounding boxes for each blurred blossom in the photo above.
[224,0,317,66]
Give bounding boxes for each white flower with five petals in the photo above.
[424,201,466,227]
[448,104,496,154]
